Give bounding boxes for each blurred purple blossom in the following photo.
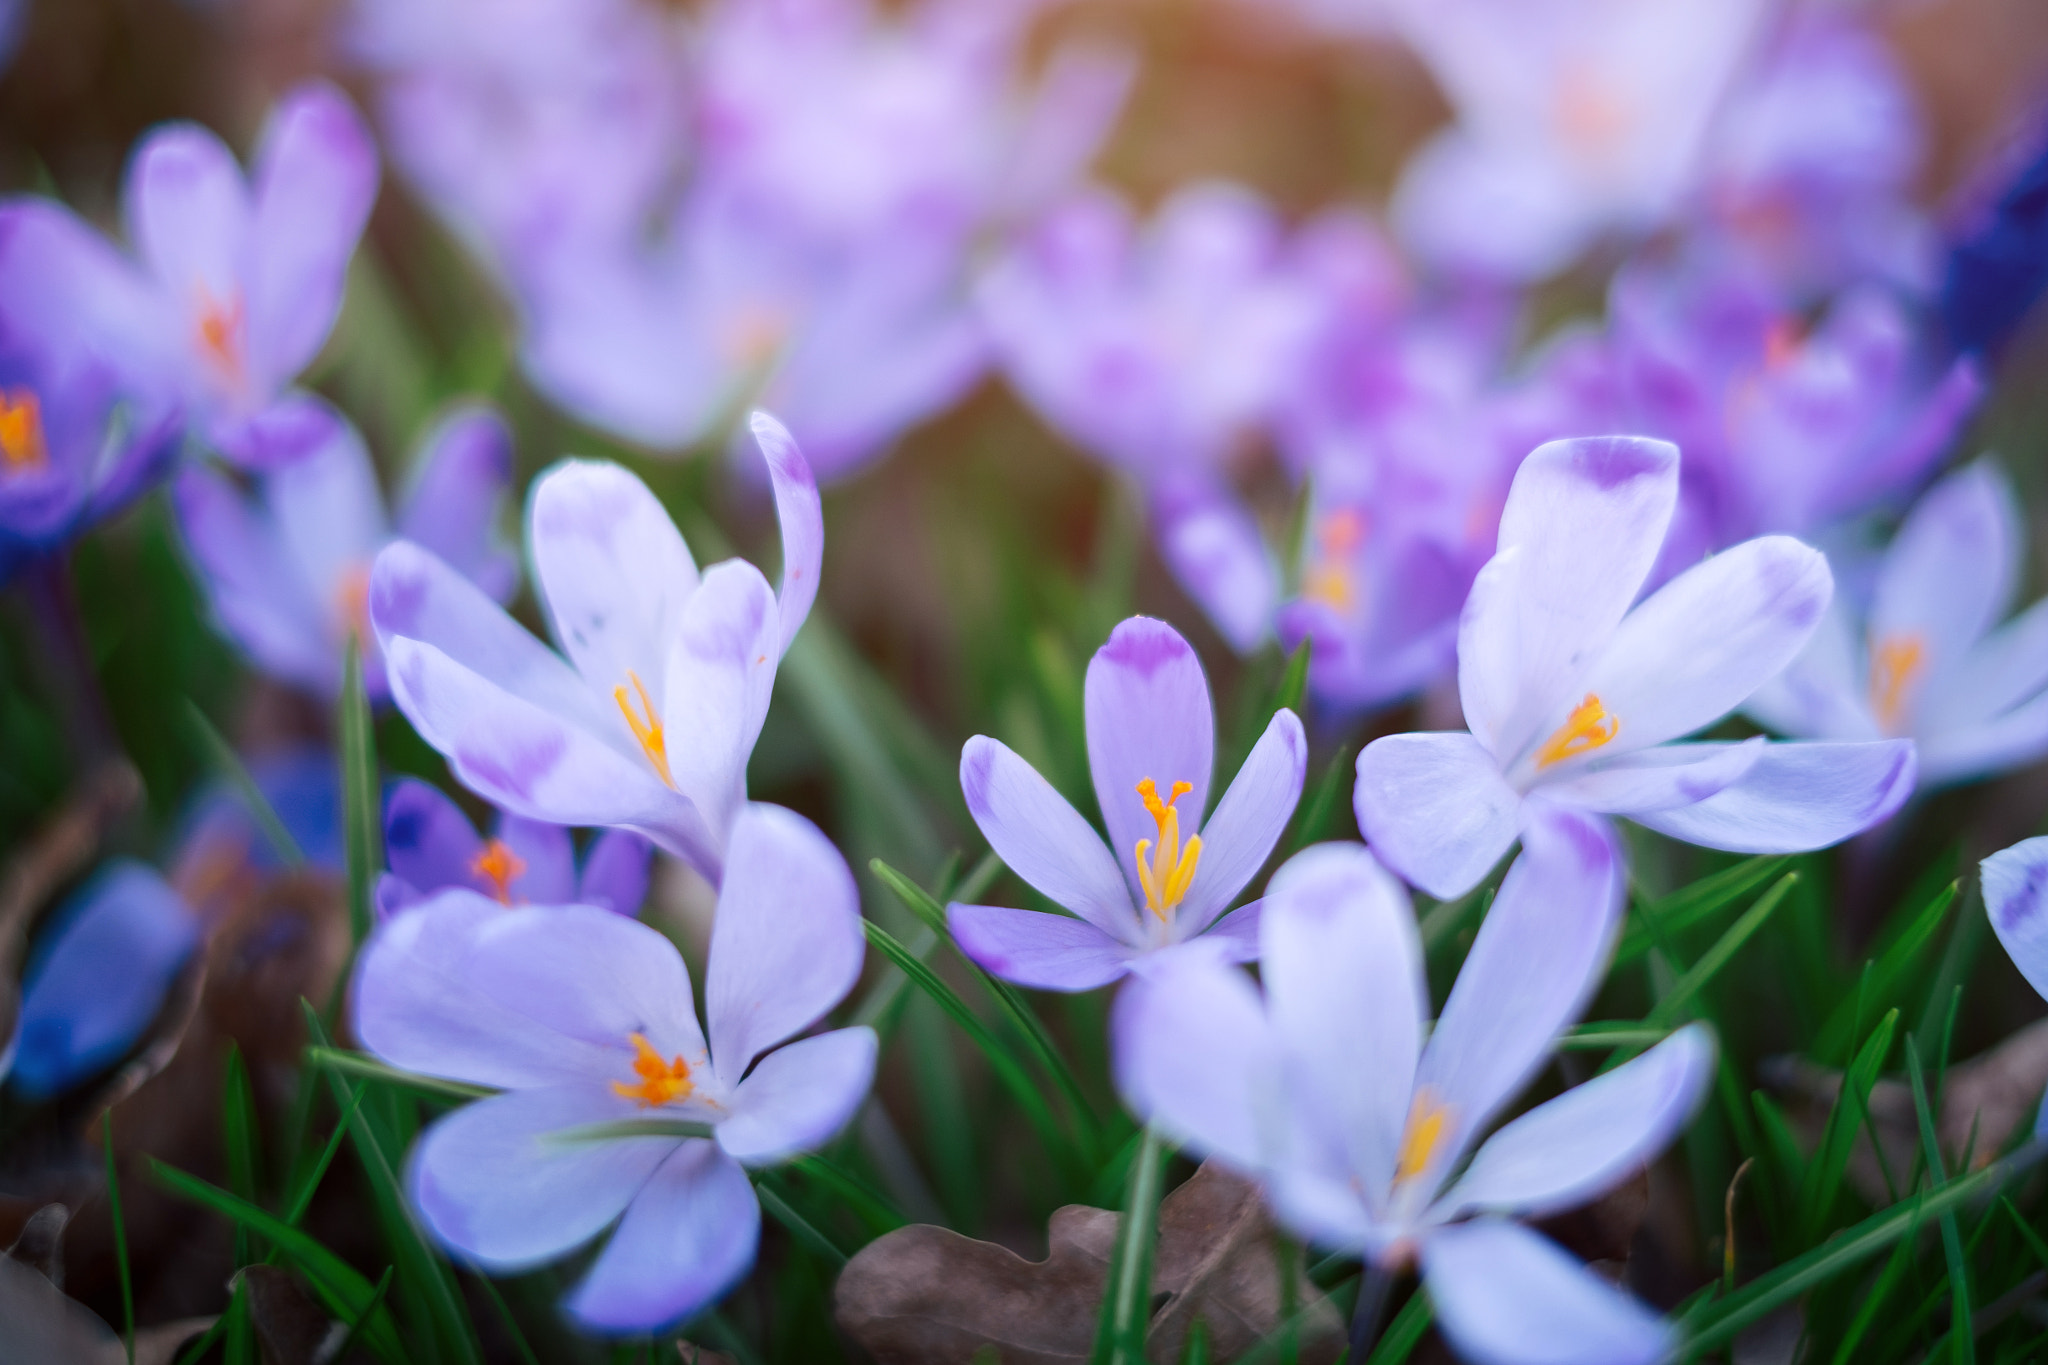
[1117,813,1711,1365]
[352,803,873,1334]
[949,615,1305,991]
[176,401,516,701]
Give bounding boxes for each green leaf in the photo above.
[1798,1009,1898,1245]
[789,1152,908,1237]
[1814,882,1957,1062]
[223,1043,262,1265]
[183,699,305,866]
[1366,1290,1433,1364]
[1615,856,1791,967]
[756,1175,851,1267]
[1908,1038,1975,1365]
[1093,1127,1168,1365]
[305,1046,498,1103]
[1556,1022,1672,1052]
[1618,872,1797,1067]
[105,1114,134,1365]
[545,1117,718,1144]
[339,638,382,945]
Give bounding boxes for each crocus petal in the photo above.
[946,903,1136,992]
[396,405,517,604]
[373,873,420,924]
[1415,808,1623,1186]
[659,561,781,862]
[1461,437,1679,762]
[123,122,250,323]
[706,804,862,1088]
[1920,691,2048,787]
[411,1083,670,1272]
[1151,480,1279,655]
[1200,899,1263,962]
[1983,837,2048,1001]
[174,465,331,693]
[1262,843,1425,1200]
[565,1140,760,1335]
[1439,1025,1714,1221]
[1542,739,1765,815]
[1564,536,1831,758]
[1353,731,1522,900]
[716,1027,878,1165]
[12,862,198,1098]
[1927,597,2048,735]
[1176,708,1306,933]
[1744,602,1878,741]
[1631,739,1916,852]
[1871,462,2019,687]
[1421,1219,1673,1365]
[0,199,176,377]
[498,815,577,904]
[246,82,379,389]
[212,388,351,471]
[578,831,654,915]
[264,413,390,623]
[1085,616,1217,910]
[382,777,485,899]
[1112,946,1279,1173]
[529,459,699,696]
[748,411,821,655]
[961,735,1138,940]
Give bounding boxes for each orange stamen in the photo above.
[0,388,48,471]
[1554,63,1630,156]
[614,670,676,789]
[470,838,527,906]
[1133,778,1203,921]
[1869,633,1927,733]
[1394,1090,1450,1184]
[195,288,246,383]
[334,562,372,644]
[1535,694,1620,770]
[611,1032,693,1107]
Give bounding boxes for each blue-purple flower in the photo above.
[370,412,820,884]
[1982,837,2048,1135]
[1117,811,1711,1365]
[947,615,1305,991]
[1749,463,2048,791]
[352,802,874,1334]
[377,776,652,920]
[176,400,516,701]
[1355,435,1916,900]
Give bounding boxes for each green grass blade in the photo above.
[1284,745,1354,856]
[1798,1009,1898,1245]
[789,1152,907,1236]
[1908,1038,1975,1365]
[282,1082,367,1227]
[330,1266,397,1365]
[183,700,305,866]
[1633,872,1797,1041]
[1366,1290,1432,1364]
[104,1115,134,1365]
[223,1044,261,1265]
[1616,856,1790,967]
[1828,1231,1921,1365]
[1093,1127,1168,1365]
[305,1046,499,1102]
[339,637,382,945]
[1557,1022,1671,1052]
[756,1176,851,1267]
[1815,883,1957,1061]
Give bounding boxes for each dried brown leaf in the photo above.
[238,1264,343,1365]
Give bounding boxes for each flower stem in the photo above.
[18,550,119,769]
[1348,1259,1395,1363]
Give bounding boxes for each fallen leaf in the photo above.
[0,1199,211,1364]
[238,1264,345,1365]
[835,1159,1344,1364]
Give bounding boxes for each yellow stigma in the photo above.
[614,670,676,789]
[1133,778,1203,922]
[612,1032,693,1108]
[0,388,47,471]
[1302,508,1367,612]
[1394,1090,1451,1184]
[196,287,246,383]
[1535,693,1620,770]
[470,838,527,906]
[1869,632,1926,732]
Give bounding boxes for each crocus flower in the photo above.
[1943,116,2048,360]
[370,411,821,884]
[170,745,346,879]
[352,802,874,1334]
[1983,836,2048,1135]
[1354,435,1916,900]
[1117,811,1713,1365]
[377,776,653,920]
[176,400,516,700]
[1747,463,2048,790]
[10,861,200,1098]
[0,82,378,469]
[947,615,1305,991]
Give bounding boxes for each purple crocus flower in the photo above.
[369,412,821,884]
[1748,463,2048,791]
[376,776,653,920]
[352,802,875,1334]
[947,615,1306,991]
[8,860,200,1098]
[1117,811,1712,1365]
[1354,435,1916,900]
[176,400,516,701]
[1984,836,2048,1135]
[0,82,379,470]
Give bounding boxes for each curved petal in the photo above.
[1439,1025,1714,1221]
[1559,536,1831,761]
[264,411,389,619]
[1177,708,1306,932]
[1415,807,1624,1189]
[961,735,1138,940]
[246,81,379,389]
[530,459,699,696]
[1631,739,1916,852]
[1983,837,2048,1002]
[174,464,330,692]
[1872,462,2019,689]
[660,560,780,858]
[1353,732,1522,900]
[748,411,821,655]
[1151,480,1278,654]
[1421,1219,1673,1365]
[1462,437,1680,761]
[1200,898,1263,961]
[1744,601,1877,741]
[497,815,577,905]
[1085,616,1217,908]
[565,1140,760,1335]
[396,405,517,604]
[1111,947,1280,1174]
[123,122,250,326]
[707,804,862,1088]
[1921,691,2048,788]
[382,777,484,899]
[1262,843,1425,1201]
[716,1027,877,1165]
[578,830,654,915]
[946,903,1135,992]
[410,1083,671,1272]
[1928,597,2048,734]
[1542,739,1765,815]
[0,199,176,378]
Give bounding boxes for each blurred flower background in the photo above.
[3,0,2048,1360]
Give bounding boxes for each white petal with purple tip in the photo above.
[717,1028,878,1165]
[961,735,1138,939]
[565,1140,760,1335]
[1353,731,1522,901]
[1421,1219,1673,1365]
[947,904,1136,992]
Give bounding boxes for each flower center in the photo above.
[1394,1089,1451,1185]
[614,670,676,789]
[612,1032,693,1107]
[1134,778,1203,921]
[1535,693,1619,770]
[334,562,372,644]
[1869,632,1926,733]
[196,288,246,385]
[1302,509,1366,612]
[470,838,527,906]
[0,388,48,471]
[1554,63,1631,160]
